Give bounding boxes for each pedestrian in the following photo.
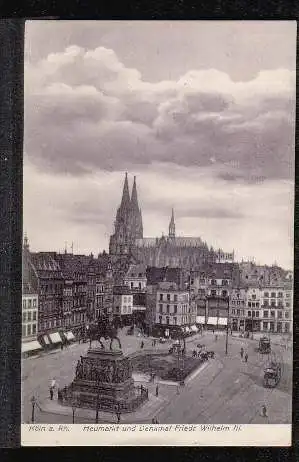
[215,335,218,342]
[244,353,248,363]
[152,418,156,424]
[261,404,267,417]
[176,385,180,395]
[240,348,244,359]
[155,385,159,397]
[212,329,214,334]
[116,411,121,423]
[50,386,54,400]
[61,342,64,351]
[141,340,144,349]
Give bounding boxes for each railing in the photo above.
[58,384,148,413]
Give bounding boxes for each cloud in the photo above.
[24,45,295,182]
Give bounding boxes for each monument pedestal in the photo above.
[59,348,148,413]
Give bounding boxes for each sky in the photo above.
[24,21,296,269]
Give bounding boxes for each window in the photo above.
[286,293,290,298]
[271,292,276,298]
[159,315,162,324]
[232,309,235,314]
[33,311,37,321]
[124,296,127,303]
[27,311,32,322]
[263,322,268,331]
[131,282,134,289]
[173,305,177,314]
[22,312,26,322]
[264,292,269,297]
[28,299,32,308]
[270,311,275,318]
[237,301,240,306]
[237,309,240,316]
[222,290,227,297]
[167,294,170,301]
[248,302,251,307]
[159,304,163,313]
[256,302,259,307]
[22,325,26,336]
[166,305,170,314]
[139,282,142,289]
[285,312,289,319]
[174,295,177,302]
[263,300,268,307]
[222,280,228,286]
[278,292,283,298]
[248,311,251,317]
[278,301,283,307]
[255,311,259,318]
[278,311,282,319]
[211,279,216,286]
[173,317,177,325]
[23,300,26,309]
[27,324,31,336]
[286,302,290,308]
[166,316,170,325]
[211,290,216,297]
[123,306,127,313]
[252,295,256,300]
[159,294,163,301]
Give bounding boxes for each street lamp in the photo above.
[95,373,100,424]
[31,396,36,423]
[225,297,229,355]
[71,399,77,424]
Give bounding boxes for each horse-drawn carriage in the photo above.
[259,336,271,354]
[263,361,281,388]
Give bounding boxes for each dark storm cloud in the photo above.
[25,44,295,181]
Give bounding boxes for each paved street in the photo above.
[22,330,292,424]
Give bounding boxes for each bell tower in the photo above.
[169,208,175,240]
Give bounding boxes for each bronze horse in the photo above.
[88,315,122,351]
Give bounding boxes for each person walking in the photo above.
[141,340,144,349]
[244,353,248,363]
[49,386,54,400]
[116,410,121,424]
[155,385,159,397]
[261,404,268,418]
[240,347,244,359]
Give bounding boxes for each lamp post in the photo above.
[31,396,36,423]
[71,399,77,424]
[225,297,229,355]
[95,373,100,424]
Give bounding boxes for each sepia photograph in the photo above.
[21,20,295,445]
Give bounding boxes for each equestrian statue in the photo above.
[88,314,122,351]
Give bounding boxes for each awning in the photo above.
[207,317,218,325]
[65,331,75,341]
[218,318,228,326]
[49,332,62,344]
[43,335,50,345]
[22,340,42,353]
[196,316,206,324]
[190,325,198,332]
[185,326,190,332]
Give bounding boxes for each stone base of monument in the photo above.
[59,348,148,413]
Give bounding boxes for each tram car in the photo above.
[263,361,281,388]
[259,336,271,354]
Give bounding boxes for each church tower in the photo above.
[109,173,143,255]
[169,208,176,240]
[130,176,143,239]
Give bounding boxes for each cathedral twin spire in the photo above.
[110,173,143,255]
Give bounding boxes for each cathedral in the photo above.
[109,173,234,269]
